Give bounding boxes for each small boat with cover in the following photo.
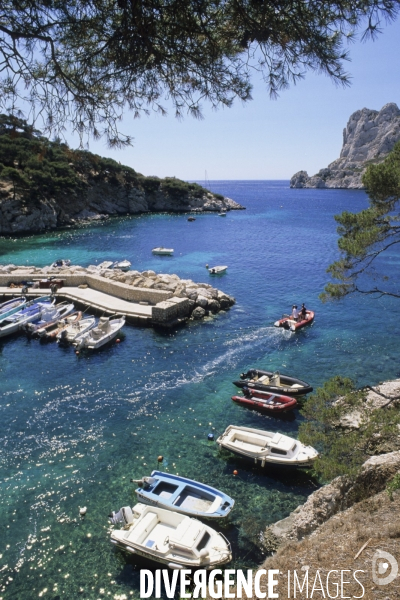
[234,369,313,396]
[216,425,318,468]
[274,310,315,332]
[131,471,234,519]
[109,502,232,569]
[232,388,297,413]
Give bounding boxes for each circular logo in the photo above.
[372,550,398,586]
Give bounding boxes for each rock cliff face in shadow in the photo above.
[0,179,243,235]
[0,114,244,234]
[290,103,400,189]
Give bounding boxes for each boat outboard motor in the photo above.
[130,476,157,489]
[270,371,280,386]
[108,506,134,526]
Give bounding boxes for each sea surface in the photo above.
[1,181,399,599]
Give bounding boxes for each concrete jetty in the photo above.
[0,265,235,327]
[0,286,152,325]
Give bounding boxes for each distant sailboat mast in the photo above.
[205,170,209,190]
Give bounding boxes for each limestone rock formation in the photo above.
[290,102,400,189]
[268,449,400,542]
[0,182,243,235]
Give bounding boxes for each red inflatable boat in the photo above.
[232,388,297,414]
[274,310,315,332]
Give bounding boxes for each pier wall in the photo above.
[0,272,191,326]
[0,272,173,305]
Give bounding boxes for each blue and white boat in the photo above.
[0,297,54,338]
[132,471,234,519]
[0,296,27,322]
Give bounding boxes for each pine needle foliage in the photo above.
[0,114,210,204]
[299,376,400,481]
[1,1,400,145]
[322,140,400,301]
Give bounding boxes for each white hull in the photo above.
[216,425,318,467]
[110,503,231,569]
[57,316,96,343]
[74,316,125,349]
[0,298,26,322]
[0,304,53,339]
[208,265,227,274]
[36,304,75,337]
[114,260,131,271]
[152,247,174,255]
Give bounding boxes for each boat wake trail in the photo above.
[142,326,291,394]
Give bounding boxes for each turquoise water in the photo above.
[1,181,400,599]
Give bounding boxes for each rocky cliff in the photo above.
[0,180,243,235]
[290,102,400,189]
[0,115,244,234]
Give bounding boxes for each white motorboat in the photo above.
[74,315,125,349]
[113,260,131,271]
[208,265,227,274]
[216,425,318,468]
[152,247,174,255]
[42,311,83,340]
[35,303,76,337]
[109,503,231,569]
[97,261,114,270]
[218,211,227,216]
[25,302,75,336]
[0,298,55,338]
[57,315,96,343]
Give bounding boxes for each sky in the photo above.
[65,19,400,181]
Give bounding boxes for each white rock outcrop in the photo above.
[290,103,400,189]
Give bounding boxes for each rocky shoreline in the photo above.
[0,187,244,235]
[265,379,400,546]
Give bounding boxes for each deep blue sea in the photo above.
[1,181,399,599]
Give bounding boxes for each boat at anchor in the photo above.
[234,369,313,396]
[216,425,318,468]
[132,471,234,519]
[109,503,231,569]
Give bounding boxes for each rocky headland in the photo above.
[0,115,244,235]
[290,102,400,189]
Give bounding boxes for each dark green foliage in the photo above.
[322,141,400,301]
[1,2,399,145]
[0,114,212,205]
[387,473,400,500]
[299,376,400,481]
[141,176,161,193]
